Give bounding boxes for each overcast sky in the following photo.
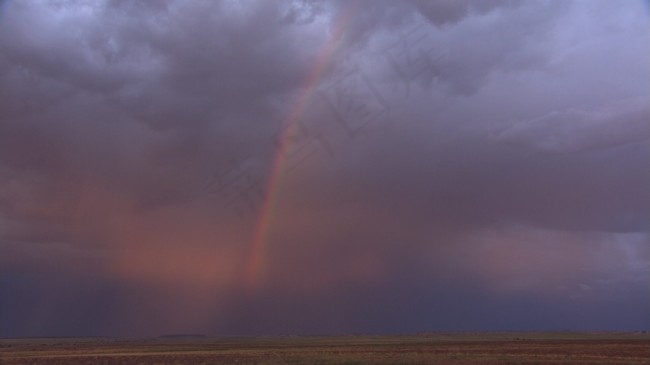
[0,0,649,337]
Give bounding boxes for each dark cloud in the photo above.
[414,0,518,26]
[0,0,648,337]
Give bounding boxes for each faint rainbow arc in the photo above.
[243,10,354,288]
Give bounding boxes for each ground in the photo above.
[1,332,648,364]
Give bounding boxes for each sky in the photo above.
[0,0,648,338]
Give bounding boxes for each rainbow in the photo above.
[243,6,356,289]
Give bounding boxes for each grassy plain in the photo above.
[1,332,648,364]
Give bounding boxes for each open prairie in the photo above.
[1,333,648,365]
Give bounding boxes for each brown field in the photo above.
[1,332,648,364]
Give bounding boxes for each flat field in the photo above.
[1,332,648,364]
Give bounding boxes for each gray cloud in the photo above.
[493,97,650,153]
[0,0,648,337]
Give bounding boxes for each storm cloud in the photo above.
[0,0,648,337]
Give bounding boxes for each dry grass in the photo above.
[1,332,648,364]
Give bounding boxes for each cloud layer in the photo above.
[0,0,648,337]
